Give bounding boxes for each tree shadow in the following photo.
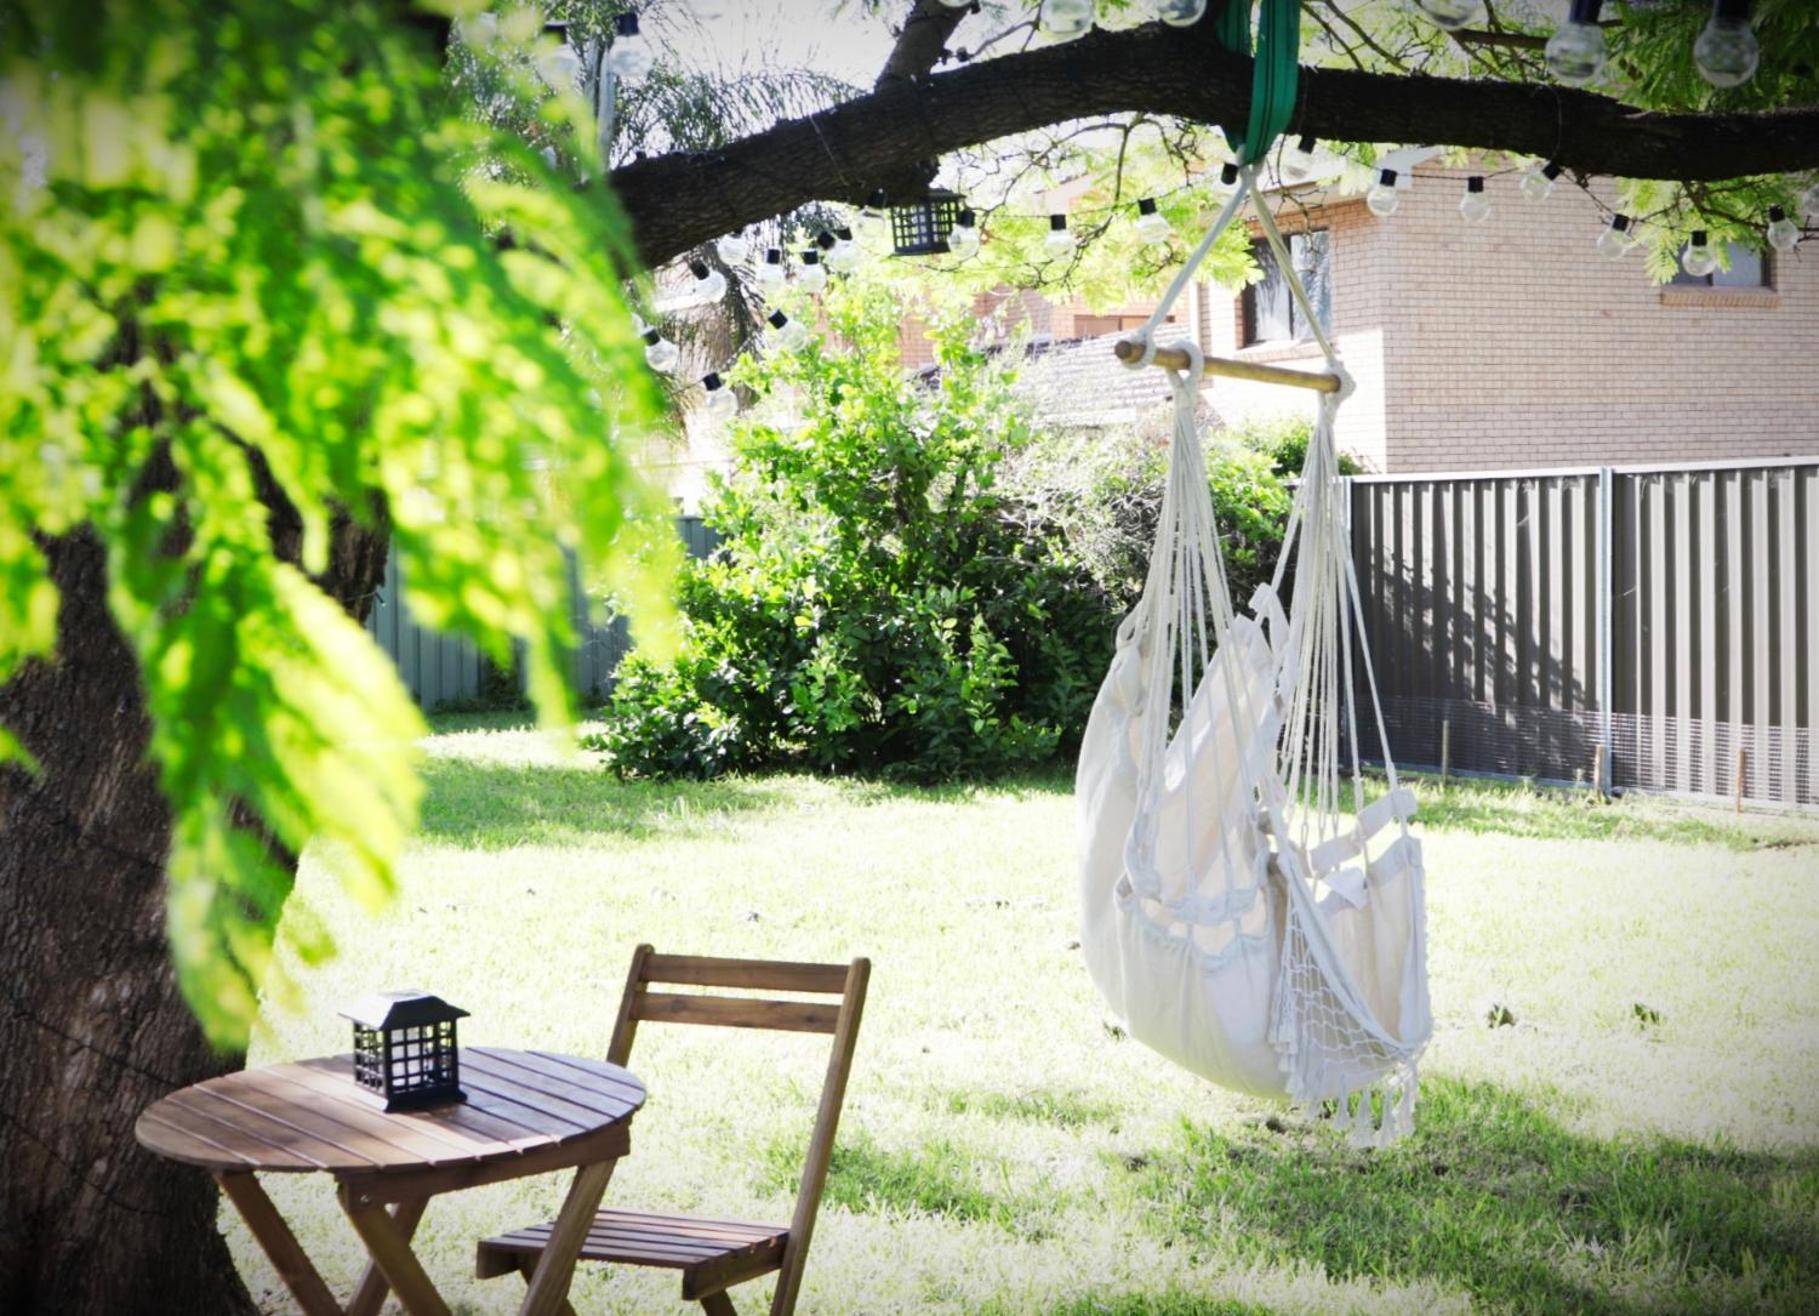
[1123,1075,1819,1314]
[415,756,1076,850]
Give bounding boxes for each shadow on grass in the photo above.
[761,1129,1045,1236]
[1126,1075,1819,1314]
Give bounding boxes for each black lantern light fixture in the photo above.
[889,189,966,257]
[340,991,469,1111]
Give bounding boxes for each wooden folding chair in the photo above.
[476,945,870,1315]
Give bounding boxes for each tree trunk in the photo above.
[0,515,389,1314]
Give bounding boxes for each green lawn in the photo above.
[237,715,1819,1314]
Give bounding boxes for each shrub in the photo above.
[590,284,1118,781]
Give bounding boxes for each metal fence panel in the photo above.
[366,516,719,709]
[1351,459,1816,807]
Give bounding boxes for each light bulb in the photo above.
[755,247,785,293]
[946,208,980,257]
[1459,176,1490,223]
[1595,213,1633,259]
[700,372,738,420]
[686,259,726,305]
[1520,160,1563,202]
[1153,0,1208,26]
[715,230,750,264]
[1366,168,1400,218]
[767,309,811,352]
[1044,214,1076,258]
[1766,205,1800,252]
[534,41,582,92]
[1134,197,1171,245]
[1414,0,1486,32]
[1040,0,1093,42]
[1280,134,1316,183]
[1546,1,1606,86]
[1209,161,1241,197]
[856,190,890,242]
[826,226,863,273]
[642,328,679,373]
[607,11,654,84]
[1681,230,1717,277]
[797,249,826,292]
[1694,1,1758,88]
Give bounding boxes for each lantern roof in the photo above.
[339,990,469,1030]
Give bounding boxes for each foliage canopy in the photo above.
[0,0,674,1044]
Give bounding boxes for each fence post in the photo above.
[1596,466,1615,796]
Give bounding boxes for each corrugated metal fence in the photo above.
[366,516,720,709]
[1350,458,1817,807]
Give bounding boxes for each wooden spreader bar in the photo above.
[1112,337,1342,394]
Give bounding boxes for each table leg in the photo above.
[215,1171,344,1316]
[516,1158,618,1316]
[346,1198,429,1316]
[342,1196,453,1316]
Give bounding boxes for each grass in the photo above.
[235,716,1819,1314]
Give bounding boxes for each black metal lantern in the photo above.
[340,991,469,1111]
[889,189,965,256]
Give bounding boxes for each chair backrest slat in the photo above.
[642,953,850,996]
[632,992,840,1034]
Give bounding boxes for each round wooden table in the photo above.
[135,1048,644,1316]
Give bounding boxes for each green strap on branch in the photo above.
[1215,0,1302,162]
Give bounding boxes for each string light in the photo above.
[1681,230,1717,277]
[767,308,811,352]
[1694,0,1758,88]
[685,258,726,306]
[856,190,890,242]
[1459,175,1490,223]
[1546,0,1606,86]
[1040,0,1092,42]
[1595,213,1633,259]
[700,371,738,420]
[797,247,827,293]
[946,207,981,257]
[607,11,654,84]
[826,226,863,273]
[534,41,582,92]
[1210,161,1241,196]
[716,230,751,264]
[1367,168,1400,218]
[1280,135,1317,183]
[1412,0,1485,32]
[1154,0,1209,26]
[1044,214,1076,257]
[1766,205,1800,252]
[755,247,785,293]
[642,327,680,373]
[1520,160,1564,202]
[1134,198,1171,245]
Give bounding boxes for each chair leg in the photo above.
[700,1293,738,1316]
[515,1258,580,1316]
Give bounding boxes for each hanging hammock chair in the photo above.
[1076,53,1432,1138]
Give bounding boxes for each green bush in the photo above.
[590,283,1118,781]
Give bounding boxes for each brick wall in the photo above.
[1338,162,1816,472]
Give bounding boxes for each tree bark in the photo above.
[0,514,388,1314]
[612,19,1819,268]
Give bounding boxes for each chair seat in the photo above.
[478,1208,790,1300]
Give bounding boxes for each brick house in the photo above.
[963,157,1819,473]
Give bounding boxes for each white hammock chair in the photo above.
[1077,164,1431,1144]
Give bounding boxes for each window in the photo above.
[1669,240,1769,288]
[1242,232,1332,346]
[1075,312,1173,338]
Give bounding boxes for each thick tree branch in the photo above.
[608,20,1819,268]
[875,0,970,89]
